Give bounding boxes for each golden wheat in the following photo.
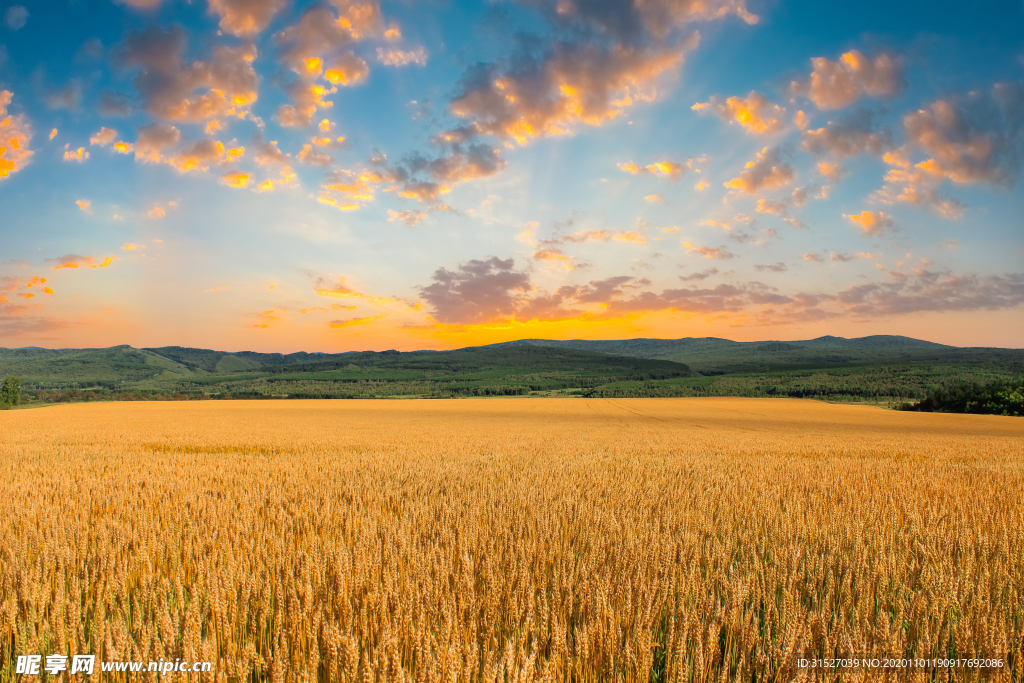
[0,398,1022,682]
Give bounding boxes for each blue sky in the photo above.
[1,0,1022,351]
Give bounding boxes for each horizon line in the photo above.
[6,333,1023,355]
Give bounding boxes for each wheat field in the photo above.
[0,398,1022,682]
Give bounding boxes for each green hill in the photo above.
[0,345,200,387]
[480,335,999,374]
[0,345,692,401]
[1,335,1020,406]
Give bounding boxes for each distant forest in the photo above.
[899,379,1024,416]
[1,335,1021,411]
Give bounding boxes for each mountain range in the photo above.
[1,335,1020,404]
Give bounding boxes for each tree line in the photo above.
[898,379,1024,416]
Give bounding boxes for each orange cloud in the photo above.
[893,91,1021,193]
[252,138,287,166]
[540,229,646,246]
[613,231,647,244]
[791,50,904,110]
[312,133,346,148]
[387,209,427,227]
[135,123,181,163]
[830,251,874,262]
[394,182,451,203]
[724,147,795,194]
[449,40,694,145]
[123,243,137,250]
[253,158,299,191]
[316,195,359,211]
[692,91,785,134]
[891,185,963,220]
[76,199,90,211]
[274,83,333,126]
[752,187,808,226]
[330,314,386,328]
[0,91,33,180]
[818,162,845,182]
[355,143,505,208]
[533,248,574,269]
[315,278,404,307]
[274,44,367,127]
[249,306,280,329]
[148,206,166,218]
[644,194,664,203]
[801,110,892,160]
[755,198,786,217]
[646,161,685,178]
[275,3,380,74]
[116,26,257,121]
[49,128,57,140]
[683,242,735,259]
[221,171,250,188]
[546,0,756,41]
[321,178,374,198]
[325,53,370,85]
[51,255,115,269]
[207,0,288,36]
[168,139,230,172]
[415,261,622,326]
[872,149,965,219]
[843,210,893,236]
[298,143,332,166]
[63,145,88,162]
[618,159,687,180]
[89,127,118,147]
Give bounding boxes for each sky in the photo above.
[1,0,1022,352]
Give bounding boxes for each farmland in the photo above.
[1,399,1022,681]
